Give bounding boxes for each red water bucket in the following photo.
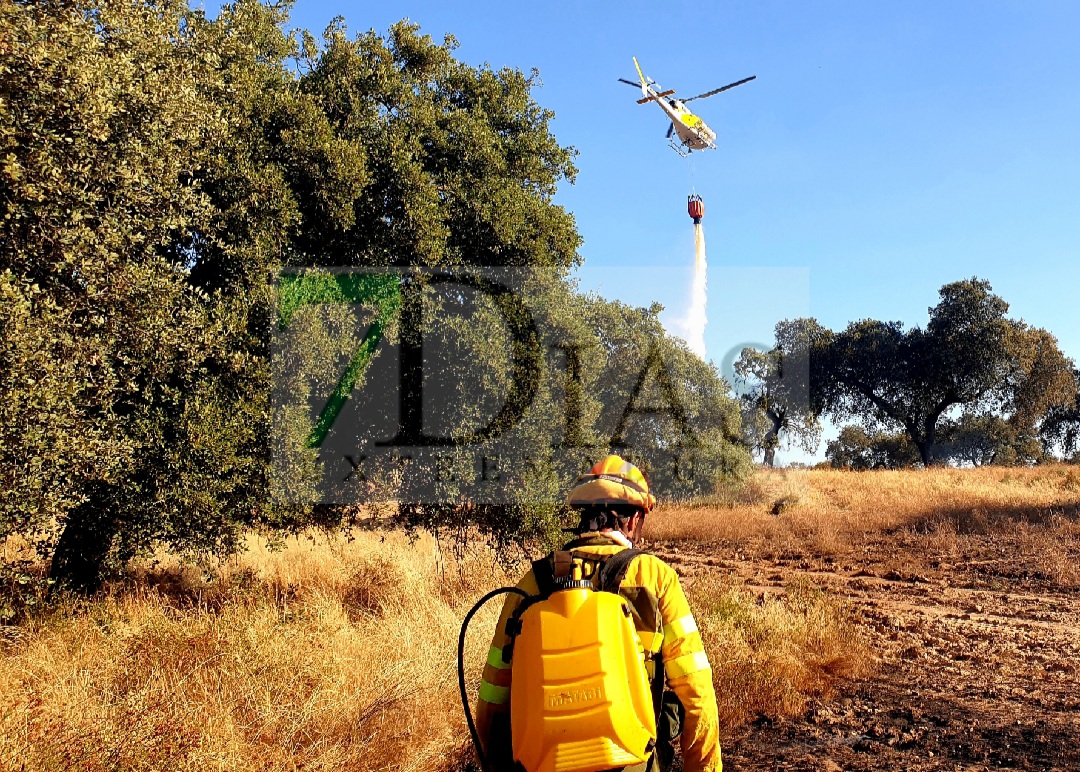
[687,195,704,223]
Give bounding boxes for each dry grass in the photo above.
[0,525,868,771]
[650,464,1080,564]
[9,465,1072,769]
[0,532,515,772]
[1010,516,1080,587]
[690,576,870,727]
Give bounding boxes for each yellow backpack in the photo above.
[506,549,658,772]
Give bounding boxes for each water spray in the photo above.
[684,194,708,358]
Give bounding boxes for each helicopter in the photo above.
[619,57,755,156]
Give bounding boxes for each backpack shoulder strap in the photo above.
[532,555,554,597]
[597,548,666,727]
[505,551,571,661]
[598,548,643,593]
[532,550,574,597]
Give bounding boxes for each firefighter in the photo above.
[475,454,722,772]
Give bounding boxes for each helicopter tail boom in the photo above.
[636,89,674,105]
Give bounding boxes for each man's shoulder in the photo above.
[560,534,624,553]
[634,550,673,567]
[514,568,541,595]
[625,550,679,587]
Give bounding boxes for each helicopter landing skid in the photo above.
[668,140,691,157]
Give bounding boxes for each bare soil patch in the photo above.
[650,526,1080,771]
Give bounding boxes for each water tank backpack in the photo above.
[458,549,664,772]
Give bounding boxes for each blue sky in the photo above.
[270,0,1080,460]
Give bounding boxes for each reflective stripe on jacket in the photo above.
[475,533,722,772]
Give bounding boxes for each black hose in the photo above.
[458,586,532,772]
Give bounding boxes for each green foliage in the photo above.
[253,18,591,555]
[826,426,920,470]
[582,298,751,499]
[0,556,52,623]
[289,20,580,271]
[936,414,1045,467]
[1,0,750,593]
[334,281,752,557]
[1,0,269,591]
[0,0,373,590]
[1040,373,1080,459]
[827,279,1015,465]
[804,279,1076,467]
[735,319,829,467]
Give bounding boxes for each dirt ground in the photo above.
[651,530,1080,772]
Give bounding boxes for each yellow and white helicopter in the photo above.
[620,57,755,156]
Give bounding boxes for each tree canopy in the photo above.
[825,426,920,470]
[823,279,1019,465]
[752,280,1077,468]
[1040,371,1080,461]
[2,0,280,591]
[734,318,828,467]
[1,0,749,591]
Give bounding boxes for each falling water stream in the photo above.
[685,221,708,358]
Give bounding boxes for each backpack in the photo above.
[502,549,661,772]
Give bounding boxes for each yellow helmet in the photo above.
[567,455,656,514]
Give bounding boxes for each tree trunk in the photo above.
[912,413,944,468]
[49,494,119,595]
[762,408,783,468]
[914,427,941,467]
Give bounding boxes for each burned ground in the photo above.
[652,525,1080,772]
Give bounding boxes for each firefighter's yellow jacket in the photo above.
[475,532,722,772]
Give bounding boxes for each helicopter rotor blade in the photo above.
[617,78,641,87]
[666,122,675,139]
[683,75,756,103]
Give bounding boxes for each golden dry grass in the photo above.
[8,464,1073,770]
[690,576,870,728]
[0,532,515,772]
[649,465,1080,568]
[0,526,867,771]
